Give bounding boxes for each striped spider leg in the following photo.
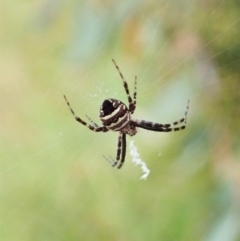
[112,59,137,114]
[133,99,190,132]
[103,132,126,169]
[63,95,109,133]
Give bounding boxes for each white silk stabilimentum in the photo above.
[129,141,150,180]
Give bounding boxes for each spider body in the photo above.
[99,99,137,136]
[100,99,129,131]
[64,59,189,169]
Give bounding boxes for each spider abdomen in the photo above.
[100,99,130,131]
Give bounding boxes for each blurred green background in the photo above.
[1,0,240,240]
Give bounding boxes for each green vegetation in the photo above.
[1,1,239,240]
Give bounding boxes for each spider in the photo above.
[64,59,189,169]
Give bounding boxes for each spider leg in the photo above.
[129,75,137,114]
[103,155,116,166]
[64,95,108,132]
[112,59,135,111]
[103,132,123,167]
[114,132,123,167]
[133,100,189,132]
[117,133,126,169]
[167,99,189,127]
[85,115,99,128]
[134,120,186,132]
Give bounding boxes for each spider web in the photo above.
[1,0,240,241]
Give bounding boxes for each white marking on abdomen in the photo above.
[101,106,121,120]
[109,113,129,130]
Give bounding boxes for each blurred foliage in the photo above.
[1,0,240,241]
